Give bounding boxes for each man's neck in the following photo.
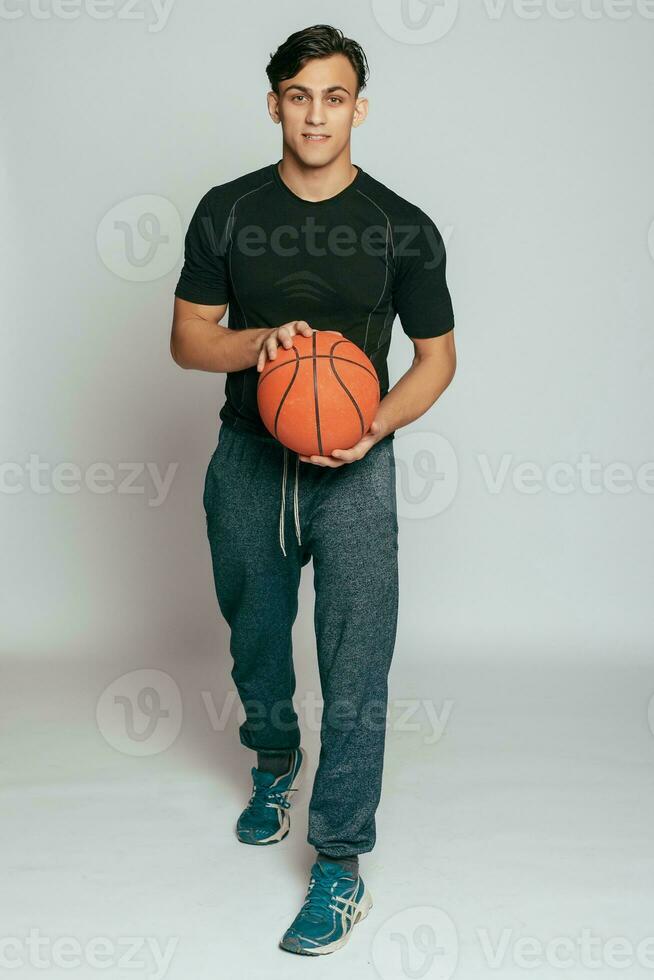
[277,150,358,203]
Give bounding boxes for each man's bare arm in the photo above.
[375,330,457,437]
[170,297,268,372]
[300,330,457,466]
[170,298,317,373]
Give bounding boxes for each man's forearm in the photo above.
[173,319,270,373]
[376,353,455,437]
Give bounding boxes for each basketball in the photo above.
[257,331,380,457]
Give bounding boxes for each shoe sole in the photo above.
[236,746,306,846]
[279,884,373,955]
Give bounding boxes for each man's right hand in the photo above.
[256,321,343,372]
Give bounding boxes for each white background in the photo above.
[2,2,653,977]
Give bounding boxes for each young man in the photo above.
[171,24,456,956]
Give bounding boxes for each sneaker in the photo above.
[235,747,305,846]
[279,857,373,955]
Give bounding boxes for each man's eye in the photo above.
[291,95,342,103]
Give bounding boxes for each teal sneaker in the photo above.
[235,747,305,845]
[279,858,373,955]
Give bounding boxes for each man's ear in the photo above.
[352,97,369,129]
[267,90,281,124]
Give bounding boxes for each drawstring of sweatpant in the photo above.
[279,446,302,557]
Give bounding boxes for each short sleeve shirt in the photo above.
[174,160,454,440]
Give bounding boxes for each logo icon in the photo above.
[371,0,459,43]
[97,194,183,282]
[371,905,459,980]
[96,668,183,756]
[394,430,459,518]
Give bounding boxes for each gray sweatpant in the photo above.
[202,420,399,858]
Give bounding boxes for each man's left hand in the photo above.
[298,419,386,467]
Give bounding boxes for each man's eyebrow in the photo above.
[284,84,351,95]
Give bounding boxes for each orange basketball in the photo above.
[257,331,380,456]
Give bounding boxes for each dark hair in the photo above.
[266,24,370,97]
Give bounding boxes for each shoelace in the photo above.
[300,869,356,922]
[247,779,298,813]
[300,873,338,921]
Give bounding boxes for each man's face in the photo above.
[268,53,368,165]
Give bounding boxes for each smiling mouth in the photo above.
[302,134,330,141]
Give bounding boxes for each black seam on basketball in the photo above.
[273,348,300,439]
[329,339,357,357]
[329,355,368,438]
[257,354,377,387]
[312,331,322,455]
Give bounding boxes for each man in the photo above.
[170,23,456,956]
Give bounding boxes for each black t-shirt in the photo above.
[174,159,455,441]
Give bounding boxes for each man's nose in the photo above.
[305,107,327,126]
